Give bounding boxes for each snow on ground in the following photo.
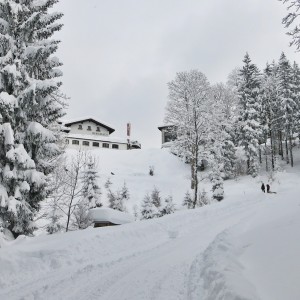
[68,148,193,212]
[1,148,300,299]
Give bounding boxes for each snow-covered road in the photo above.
[1,170,300,300]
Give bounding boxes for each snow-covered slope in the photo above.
[1,148,300,300]
[67,148,193,212]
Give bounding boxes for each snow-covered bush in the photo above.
[140,193,160,220]
[160,195,176,216]
[182,191,193,209]
[198,189,210,206]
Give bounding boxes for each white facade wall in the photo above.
[66,138,128,150]
[69,121,110,136]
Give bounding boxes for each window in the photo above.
[102,143,109,148]
[87,126,92,131]
[164,131,177,143]
[78,124,82,130]
[93,142,100,147]
[96,127,100,132]
[72,140,79,145]
[82,141,90,146]
[112,144,119,149]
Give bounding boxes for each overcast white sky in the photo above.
[55,0,298,149]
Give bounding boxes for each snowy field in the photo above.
[1,148,300,300]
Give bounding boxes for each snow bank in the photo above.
[89,207,134,225]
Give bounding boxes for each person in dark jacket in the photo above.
[261,183,265,193]
[267,184,270,193]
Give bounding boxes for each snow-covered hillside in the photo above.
[67,148,193,212]
[1,148,300,300]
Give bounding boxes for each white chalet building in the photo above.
[60,117,141,150]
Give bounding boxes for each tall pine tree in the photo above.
[278,52,297,166]
[237,53,261,177]
[0,0,65,236]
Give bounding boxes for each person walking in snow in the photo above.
[267,184,270,193]
[261,183,265,193]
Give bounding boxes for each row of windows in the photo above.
[78,125,102,132]
[67,139,119,149]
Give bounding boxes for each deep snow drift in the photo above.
[1,148,300,300]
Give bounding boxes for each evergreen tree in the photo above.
[140,193,159,220]
[198,189,210,206]
[108,190,125,212]
[151,186,161,208]
[46,203,62,234]
[278,52,297,166]
[237,53,261,177]
[160,195,175,216]
[292,61,300,143]
[182,191,193,209]
[0,0,65,236]
[81,156,102,208]
[260,62,281,171]
[211,168,224,202]
[104,177,112,189]
[121,182,130,201]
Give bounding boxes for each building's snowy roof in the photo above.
[67,133,128,144]
[61,117,115,134]
[157,124,175,131]
[89,208,134,225]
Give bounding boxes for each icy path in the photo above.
[1,177,300,300]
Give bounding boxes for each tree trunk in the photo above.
[265,141,268,172]
[259,144,262,164]
[270,130,275,170]
[279,131,283,159]
[190,160,195,190]
[191,152,199,208]
[289,134,294,167]
[285,137,289,164]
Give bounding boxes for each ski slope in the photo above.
[1,148,300,300]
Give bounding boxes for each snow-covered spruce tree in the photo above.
[108,190,126,212]
[140,193,159,220]
[165,70,212,207]
[160,195,175,216]
[237,53,261,177]
[46,203,62,234]
[278,52,298,166]
[72,155,101,230]
[0,1,65,236]
[198,189,210,206]
[260,62,281,171]
[81,155,102,208]
[104,177,112,189]
[151,186,161,208]
[211,83,237,179]
[210,163,224,202]
[121,181,130,201]
[182,191,193,209]
[292,61,300,142]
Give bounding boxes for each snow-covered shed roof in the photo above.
[157,124,175,131]
[89,208,134,225]
[62,117,115,134]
